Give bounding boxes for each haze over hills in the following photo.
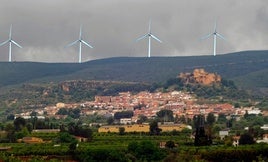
[0,50,268,94]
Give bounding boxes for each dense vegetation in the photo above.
[0,133,267,161]
[163,77,250,100]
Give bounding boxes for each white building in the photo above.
[120,118,132,124]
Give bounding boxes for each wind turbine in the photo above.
[201,21,226,56]
[136,20,162,58]
[0,25,22,62]
[66,25,93,63]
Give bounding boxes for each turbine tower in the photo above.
[66,25,93,63]
[0,25,22,62]
[201,22,225,56]
[136,20,162,58]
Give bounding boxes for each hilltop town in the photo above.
[18,90,260,121]
[15,69,263,125]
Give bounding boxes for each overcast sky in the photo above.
[0,0,267,63]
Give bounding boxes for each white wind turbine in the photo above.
[0,25,22,62]
[66,25,93,63]
[201,22,226,56]
[136,20,162,58]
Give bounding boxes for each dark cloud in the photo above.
[0,0,267,62]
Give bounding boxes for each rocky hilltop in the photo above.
[179,69,221,85]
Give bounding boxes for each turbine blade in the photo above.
[81,40,93,48]
[151,34,162,43]
[9,25,13,39]
[11,40,22,48]
[216,33,226,40]
[149,19,151,33]
[79,25,82,39]
[0,40,9,47]
[200,33,212,40]
[136,34,148,42]
[214,21,217,32]
[66,40,79,47]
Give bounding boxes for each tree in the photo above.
[156,109,174,122]
[149,120,161,135]
[30,111,38,117]
[35,120,46,129]
[107,116,114,125]
[26,123,33,133]
[57,132,76,143]
[193,115,211,146]
[217,113,227,123]
[80,128,93,141]
[239,133,255,145]
[56,108,68,115]
[4,123,15,142]
[69,108,81,119]
[114,111,134,120]
[128,141,165,161]
[165,140,175,149]
[69,140,78,155]
[137,115,148,124]
[206,113,216,125]
[234,102,240,108]
[244,110,249,119]
[67,122,93,141]
[15,127,29,139]
[119,127,125,135]
[6,114,15,121]
[13,117,26,131]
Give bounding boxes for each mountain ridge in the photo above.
[0,50,268,94]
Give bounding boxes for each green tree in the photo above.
[239,133,255,145]
[114,111,133,120]
[206,113,216,125]
[149,120,162,135]
[156,109,174,122]
[56,108,68,115]
[165,140,175,149]
[217,113,227,123]
[26,123,33,133]
[69,140,78,155]
[13,117,26,131]
[30,111,38,117]
[15,127,29,139]
[137,115,148,124]
[57,132,76,143]
[107,116,114,125]
[193,115,211,146]
[128,141,165,161]
[67,122,93,141]
[234,102,240,108]
[244,110,249,119]
[4,123,15,142]
[119,127,125,135]
[6,114,15,121]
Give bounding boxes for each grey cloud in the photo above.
[0,0,267,62]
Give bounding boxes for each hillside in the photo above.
[0,50,268,94]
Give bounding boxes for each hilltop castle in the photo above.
[179,69,221,85]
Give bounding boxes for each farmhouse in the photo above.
[18,137,44,144]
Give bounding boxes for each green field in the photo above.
[0,133,267,162]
